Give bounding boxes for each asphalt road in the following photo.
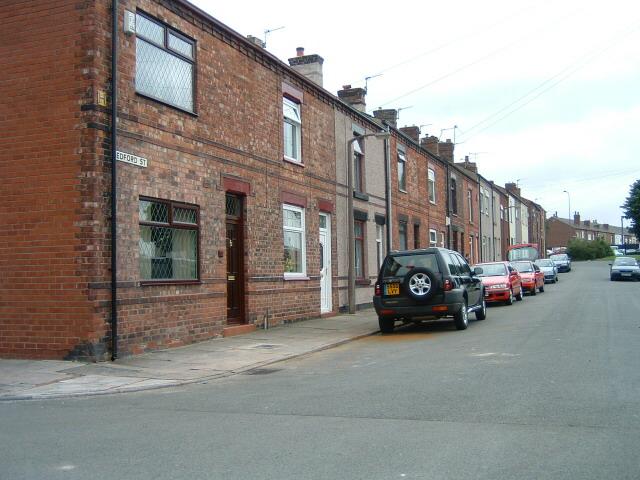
[2,261,639,480]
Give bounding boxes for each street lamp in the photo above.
[562,190,571,219]
[621,216,626,254]
[347,130,390,314]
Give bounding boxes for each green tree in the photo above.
[621,179,640,239]
[567,238,612,260]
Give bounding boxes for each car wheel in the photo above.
[530,286,536,296]
[475,297,487,320]
[539,284,544,293]
[403,268,438,302]
[516,288,524,301]
[506,289,514,305]
[454,299,468,330]
[379,316,395,333]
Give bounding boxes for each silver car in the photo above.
[535,259,559,283]
[610,257,640,281]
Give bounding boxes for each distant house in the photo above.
[546,213,637,248]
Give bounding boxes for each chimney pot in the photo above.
[296,47,304,56]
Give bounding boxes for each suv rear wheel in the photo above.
[454,299,468,330]
[403,268,438,302]
[379,316,395,333]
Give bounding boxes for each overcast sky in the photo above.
[191,0,640,226]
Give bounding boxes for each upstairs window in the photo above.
[450,177,458,215]
[353,138,365,193]
[397,151,407,192]
[135,12,195,112]
[428,168,436,203]
[468,190,473,222]
[283,97,302,163]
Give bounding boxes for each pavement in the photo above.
[0,310,379,401]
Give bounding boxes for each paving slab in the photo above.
[0,310,379,400]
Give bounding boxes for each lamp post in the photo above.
[347,131,390,314]
[562,190,571,219]
[621,216,626,254]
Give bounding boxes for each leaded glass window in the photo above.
[139,198,199,281]
[135,12,195,112]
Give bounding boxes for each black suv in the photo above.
[373,248,486,333]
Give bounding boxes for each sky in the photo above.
[191,0,640,226]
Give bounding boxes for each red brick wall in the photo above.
[0,1,111,359]
[546,218,575,249]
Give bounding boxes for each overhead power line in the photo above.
[379,5,587,107]
[458,21,640,142]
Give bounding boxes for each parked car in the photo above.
[512,260,545,295]
[473,261,524,305]
[609,257,640,281]
[534,258,559,283]
[550,253,571,272]
[373,248,486,333]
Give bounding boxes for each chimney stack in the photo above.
[438,139,454,163]
[246,35,265,48]
[288,47,324,87]
[505,182,521,197]
[373,108,398,128]
[573,212,580,224]
[421,135,439,156]
[337,85,367,112]
[399,126,420,143]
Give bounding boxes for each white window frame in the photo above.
[376,223,384,269]
[468,189,473,222]
[397,151,407,192]
[283,97,302,163]
[283,204,306,278]
[429,229,437,247]
[428,168,436,203]
[439,232,445,248]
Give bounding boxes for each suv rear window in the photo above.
[381,253,439,277]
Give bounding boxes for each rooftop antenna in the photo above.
[364,73,382,93]
[419,124,432,133]
[467,151,487,161]
[397,106,413,120]
[440,125,458,144]
[263,26,285,48]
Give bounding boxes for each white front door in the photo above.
[319,213,332,314]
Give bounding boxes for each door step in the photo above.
[223,324,256,337]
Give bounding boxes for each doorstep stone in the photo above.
[222,324,256,337]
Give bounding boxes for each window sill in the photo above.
[140,280,202,286]
[284,155,304,166]
[356,279,371,286]
[429,200,436,205]
[353,191,369,201]
[284,275,310,281]
[399,189,407,194]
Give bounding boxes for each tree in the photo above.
[621,179,640,240]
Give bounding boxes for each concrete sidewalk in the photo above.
[0,310,379,401]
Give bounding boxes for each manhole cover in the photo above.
[252,344,281,350]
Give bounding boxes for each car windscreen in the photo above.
[535,260,553,267]
[550,254,567,262]
[513,261,533,273]
[476,263,507,276]
[613,258,638,266]
[382,253,439,278]
[507,246,538,261]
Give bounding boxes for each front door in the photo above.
[319,213,332,314]
[226,194,245,324]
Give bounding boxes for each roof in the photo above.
[548,216,631,235]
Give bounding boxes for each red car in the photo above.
[512,260,544,295]
[474,261,524,305]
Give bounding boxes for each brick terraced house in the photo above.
[0,0,550,360]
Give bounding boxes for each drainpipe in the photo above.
[110,0,118,360]
[477,178,482,262]
[445,162,451,249]
[490,185,496,260]
[384,126,392,254]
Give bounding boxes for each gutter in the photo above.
[110,0,118,360]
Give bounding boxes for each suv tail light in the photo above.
[374,283,381,296]
[443,279,453,291]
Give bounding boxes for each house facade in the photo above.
[547,213,637,249]
[1,0,556,360]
